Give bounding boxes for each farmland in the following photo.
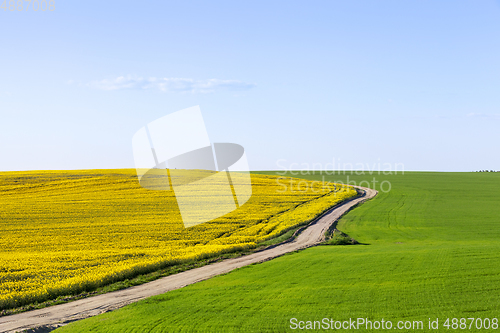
[0,169,356,310]
[55,171,500,332]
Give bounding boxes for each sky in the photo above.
[1,0,500,172]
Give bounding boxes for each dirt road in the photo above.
[0,186,377,333]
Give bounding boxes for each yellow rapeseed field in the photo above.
[0,169,356,309]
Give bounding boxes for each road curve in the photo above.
[0,186,377,333]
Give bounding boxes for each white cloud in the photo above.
[88,76,256,93]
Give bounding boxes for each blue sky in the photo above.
[1,0,499,172]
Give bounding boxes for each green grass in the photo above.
[56,171,500,332]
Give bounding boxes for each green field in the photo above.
[56,171,500,332]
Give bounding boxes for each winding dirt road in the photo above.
[0,186,377,333]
